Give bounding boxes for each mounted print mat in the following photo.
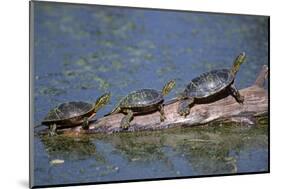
[30,1,269,188]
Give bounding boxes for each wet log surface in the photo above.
[40,65,268,136]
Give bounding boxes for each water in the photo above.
[31,2,269,187]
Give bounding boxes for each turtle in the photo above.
[42,93,111,136]
[177,52,246,117]
[108,80,176,129]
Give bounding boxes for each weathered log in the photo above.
[45,65,268,136]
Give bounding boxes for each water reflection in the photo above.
[37,118,268,185]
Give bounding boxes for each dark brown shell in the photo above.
[42,101,95,127]
[119,89,163,108]
[184,69,234,98]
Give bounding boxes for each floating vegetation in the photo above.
[92,75,110,91]
[182,47,193,54]
[63,70,76,77]
[39,86,66,96]
[75,57,89,67]
[156,65,176,77]
[98,40,114,48]
[111,60,123,70]
[138,40,156,49]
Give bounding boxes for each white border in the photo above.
[1,0,280,189]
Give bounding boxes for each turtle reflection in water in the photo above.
[108,80,176,130]
[42,93,111,136]
[177,52,246,117]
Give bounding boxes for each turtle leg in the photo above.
[178,98,194,117]
[120,109,134,130]
[158,104,166,122]
[229,84,244,104]
[48,124,57,137]
[82,117,89,130]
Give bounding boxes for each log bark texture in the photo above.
[47,65,269,136]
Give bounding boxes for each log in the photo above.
[42,65,268,136]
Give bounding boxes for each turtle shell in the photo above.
[184,69,234,98]
[119,89,163,109]
[42,101,95,127]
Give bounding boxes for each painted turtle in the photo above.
[177,52,246,117]
[42,93,111,136]
[108,80,176,129]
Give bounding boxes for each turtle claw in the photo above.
[120,110,133,130]
[178,99,191,117]
[184,112,190,118]
[48,124,58,137]
[159,104,166,122]
[238,97,244,104]
[82,117,89,130]
[48,131,57,137]
[229,84,244,105]
[120,120,130,130]
[160,115,166,122]
[179,110,190,118]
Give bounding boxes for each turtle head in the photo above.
[162,80,176,96]
[93,92,111,112]
[230,52,246,76]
